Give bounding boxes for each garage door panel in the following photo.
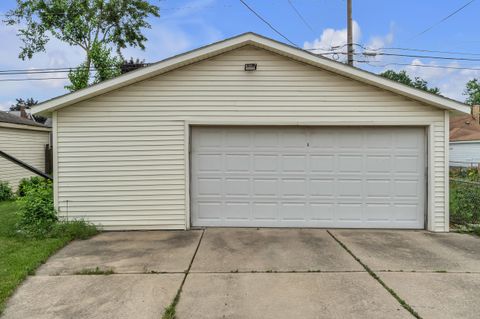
[366,155,391,172]
[281,131,306,148]
[337,203,363,221]
[224,202,250,220]
[253,155,278,171]
[225,178,250,196]
[197,178,222,195]
[310,203,335,221]
[394,204,420,221]
[394,180,420,197]
[281,179,307,197]
[310,155,335,172]
[366,131,393,148]
[279,202,307,221]
[309,131,336,148]
[196,202,223,220]
[338,155,363,172]
[337,131,363,148]
[310,179,335,197]
[395,156,421,173]
[253,179,278,196]
[191,127,425,229]
[365,180,391,197]
[365,204,391,221]
[281,155,307,172]
[252,202,277,220]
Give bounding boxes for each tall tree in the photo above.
[380,70,440,95]
[4,0,160,91]
[464,78,480,105]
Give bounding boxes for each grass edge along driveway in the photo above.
[0,200,70,314]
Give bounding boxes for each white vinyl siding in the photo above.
[55,45,448,231]
[450,141,480,166]
[0,126,50,191]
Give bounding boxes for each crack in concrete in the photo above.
[326,230,422,319]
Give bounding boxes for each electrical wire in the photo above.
[360,45,480,57]
[363,52,480,62]
[286,0,316,35]
[410,0,476,40]
[0,77,69,82]
[306,49,480,62]
[239,0,298,47]
[356,60,480,71]
[0,63,153,76]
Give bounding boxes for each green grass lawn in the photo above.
[0,200,71,313]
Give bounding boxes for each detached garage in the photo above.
[33,33,469,232]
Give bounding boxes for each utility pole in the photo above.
[347,0,354,66]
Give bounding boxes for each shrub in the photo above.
[473,226,480,237]
[17,179,56,237]
[450,181,480,225]
[16,178,99,239]
[450,167,480,182]
[17,176,46,197]
[0,181,13,201]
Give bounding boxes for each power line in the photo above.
[306,49,480,62]
[410,0,476,40]
[0,69,92,75]
[286,0,316,35]
[0,77,69,82]
[239,0,298,47]
[362,51,480,62]
[0,63,153,76]
[358,44,480,57]
[356,61,480,71]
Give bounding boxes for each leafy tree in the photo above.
[464,78,480,105]
[380,70,440,95]
[9,98,47,123]
[4,0,160,91]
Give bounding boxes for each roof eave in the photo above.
[0,121,51,132]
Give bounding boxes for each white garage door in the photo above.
[191,127,426,229]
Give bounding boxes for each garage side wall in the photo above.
[55,45,448,231]
[0,126,51,191]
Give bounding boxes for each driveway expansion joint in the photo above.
[327,230,422,319]
[162,228,205,319]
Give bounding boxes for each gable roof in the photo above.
[450,114,480,142]
[0,111,50,130]
[32,32,471,115]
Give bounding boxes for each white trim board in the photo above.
[450,140,480,144]
[32,33,470,115]
[0,122,51,132]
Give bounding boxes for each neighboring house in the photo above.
[0,111,51,191]
[450,105,480,167]
[32,33,470,232]
[8,109,36,122]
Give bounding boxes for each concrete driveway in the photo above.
[2,229,480,319]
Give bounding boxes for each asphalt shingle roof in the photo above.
[0,111,50,128]
[450,114,480,142]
